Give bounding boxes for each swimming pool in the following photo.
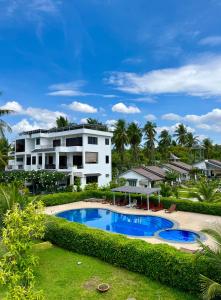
[56,208,174,237]
[158,229,201,243]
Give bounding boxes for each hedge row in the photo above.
[39,190,221,216]
[45,215,221,294]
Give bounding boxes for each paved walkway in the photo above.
[45,200,221,251]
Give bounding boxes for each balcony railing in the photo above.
[45,164,56,170]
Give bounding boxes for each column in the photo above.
[42,153,46,170]
[55,152,59,170]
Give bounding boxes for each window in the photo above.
[88,136,98,145]
[128,179,137,187]
[32,156,36,165]
[53,139,61,147]
[36,138,40,145]
[16,157,23,162]
[26,156,31,165]
[16,139,25,152]
[106,174,110,178]
[73,153,82,167]
[66,137,82,146]
[105,138,109,145]
[86,176,98,184]
[106,155,109,164]
[38,156,42,165]
[85,152,98,164]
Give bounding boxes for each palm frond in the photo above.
[201,275,221,300]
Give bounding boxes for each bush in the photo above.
[38,190,221,216]
[45,215,221,294]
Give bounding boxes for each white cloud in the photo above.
[132,96,157,103]
[112,102,141,114]
[67,101,97,113]
[107,56,221,97]
[105,119,117,131]
[199,36,221,46]
[11,119,42,133]
[80,118,88,124]
[161,113,182,121]
[0,100,23,113]
[144,114,157,121]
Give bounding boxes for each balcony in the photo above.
[45,164,56,170]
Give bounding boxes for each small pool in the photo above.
[158,229,201,243]
[56,208,174,237]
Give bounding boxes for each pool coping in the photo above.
[54,206,205,243]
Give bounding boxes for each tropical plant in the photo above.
[0,200,45,299]
[0,138,11,170]
[158,129,172,160]
[0,109,13,138]
[165,170,179,184]
[203,138,213,159]
[56,116,69,128]
[160,182,172,197]
[143,121,157,164]
[113,119,128,162]
[127,122,142,163]
[189,180,221,202]
[185,132,199,148]
[174,124,187,146]
[199,226,221,300]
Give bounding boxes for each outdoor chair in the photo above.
[165,204,176,213]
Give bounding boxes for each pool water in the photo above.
[56,208,174,237]
[158,229,200,243]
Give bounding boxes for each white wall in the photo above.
[119,170,151,188]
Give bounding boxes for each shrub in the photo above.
[45,215,221,294]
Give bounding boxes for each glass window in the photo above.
[32,156,36,165]
[36,138,40,145]
[53,139,61,147]
[85,152,98,164]
[26,156,31,165]
[88,136,98,145]
[66,137,82,146]
[105,138,109,145]
[106,155,109,164]
[16,139,25,152]
[16,157,23,162]
[86,176,98,184]
[38,156,42,165]
[128,179,137,187]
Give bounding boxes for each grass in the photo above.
[0,242,199,300]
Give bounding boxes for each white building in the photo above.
[7,124,113,188]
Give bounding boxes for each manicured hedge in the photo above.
[39,190,221,216]
[45,215,221,294]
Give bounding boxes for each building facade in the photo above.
[7,124,113,188]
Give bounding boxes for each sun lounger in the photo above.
[152,203,163,212]
[165,204,176,213]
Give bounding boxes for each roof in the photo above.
[131,167,163,181]
[111,186,160,195]
[170,161,192,171]
[207,159,221,169]
[143,166,166,178]
[19,124,110,136]
[163,163,189,174]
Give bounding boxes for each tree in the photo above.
[203,138,213,159]
[189,180,221,202]
[127,122,142,163]
[185,132,199,148]
[158,130,172,160]
[0,138,11,170]
[113,119,128,162]
[174,124,187,146]
[199,227,221,300]
[165,170,179,184]
[56,116,69,128]
[86,118,102,125]
[0,200,45,299]
[143,121,157,164]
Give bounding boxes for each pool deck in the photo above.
[45,200,221,251]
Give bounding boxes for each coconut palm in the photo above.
[158,129,172,160]
[203,138,213,159]
[185,132,199,148]
[127,122,142,162]
[56,116,69,128]
[113,119,128,161]
[189,180,221,202]
[199,226,221,300]
[143,121,157,164]
[174,124,187,146]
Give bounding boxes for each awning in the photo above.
[85,173,101,177]
[111,186,160,195]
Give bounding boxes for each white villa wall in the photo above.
[119,170,151,188]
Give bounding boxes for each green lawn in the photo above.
[0,243,199,300]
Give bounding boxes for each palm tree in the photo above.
[56,116,69,128]
[185,132,199,148]
[113,119,128,162]
[203,138,213,159]
[0,138,11,170]
[158,129,172,160]
[0,91,13,138]
[143,121,157,164]
[86,118,102,125]
[189,180,221,202]
[199,227,221,300]
[174,124,187,146]
[127,122,142,163]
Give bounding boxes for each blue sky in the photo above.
[1,0,221,142]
